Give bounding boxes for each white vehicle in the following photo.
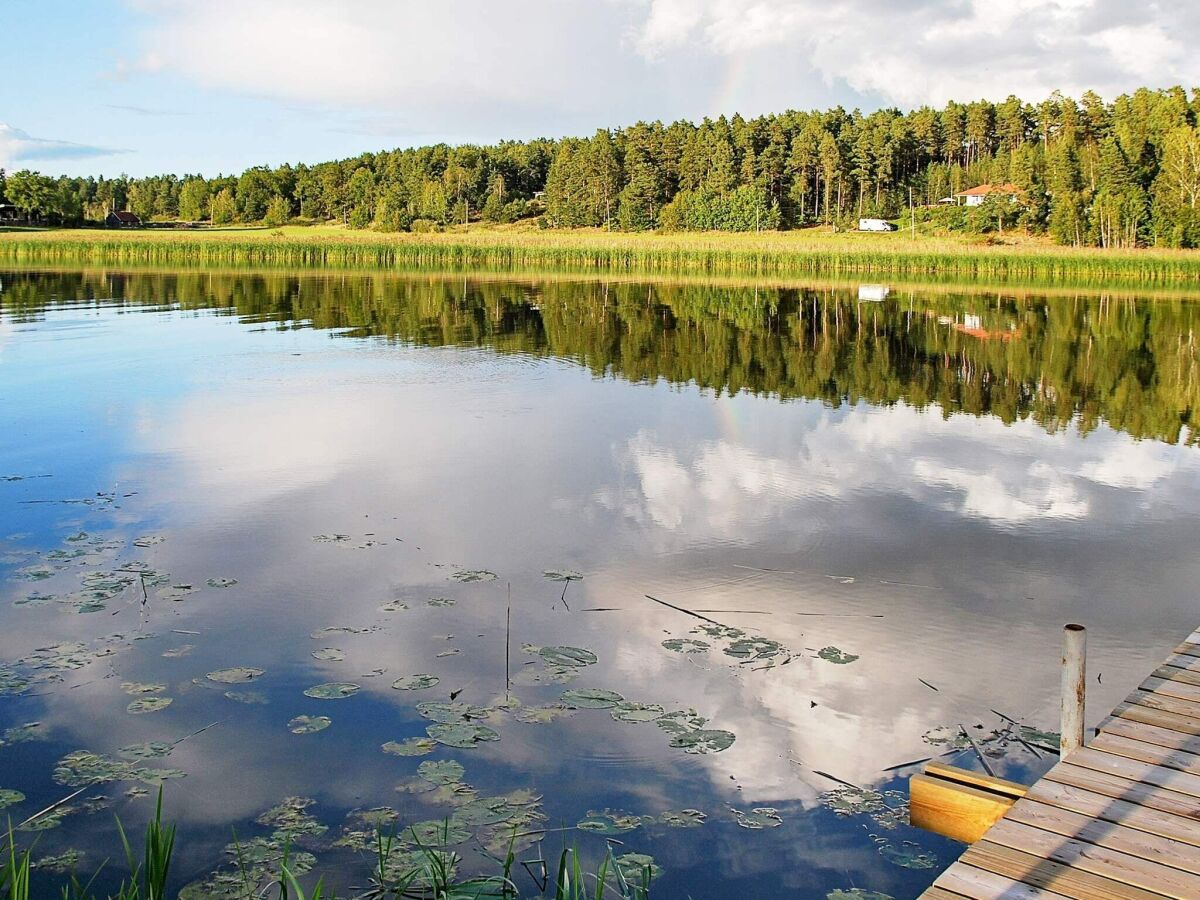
[858,218,897,232]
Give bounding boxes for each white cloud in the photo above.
[0,124,123,168]
[117,0,1200,130]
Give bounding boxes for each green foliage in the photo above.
[659,186,780,232]
[210,188,237,226]
[264,195,291,228]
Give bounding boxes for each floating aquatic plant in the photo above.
[732,807,783,829]
[543,569,583,582]
[119,742,173,759]
[818,646,859,665]
[449,570,497,583]
[426,722,500,748]
[121,681,166,695]
[611,701,665,724]
[0,788,24,809]
[132,535,166,548]
[658,808,706,827]
[288,715,331,734]
[418,759,466,785]
[876,838,936,869]
[577,810,642,835]
[538,646,597,668]
[560,688,623,709]
[162,644,194,658]
[662,637,710,653]
[427,597,456,607]
[205,577,237,588]
[669,729,735,754]
[206,666,264,684]
[224,690,268,704]
[127,697,173,714]
[303,682,360,699]
[381,737,436,757]
[392,673,439,690]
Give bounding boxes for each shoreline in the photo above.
[2,225,1200,284]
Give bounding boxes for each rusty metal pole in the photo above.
[1061,624,1087,757]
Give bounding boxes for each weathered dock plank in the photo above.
[922,632,1200,898]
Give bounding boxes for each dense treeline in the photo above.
[4,86,1200,247]
[3,271,1196,444]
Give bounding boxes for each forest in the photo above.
[3,86,1200,248]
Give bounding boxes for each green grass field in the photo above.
[2,223,1199,283]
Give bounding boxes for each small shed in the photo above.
[858,218,896,232]
[106,210,142,228]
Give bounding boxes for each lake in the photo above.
[2,269,1199,899]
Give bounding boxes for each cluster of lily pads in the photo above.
[7,530,237,615]
[661,622,859,670]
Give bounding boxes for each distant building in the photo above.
[858,218,897,232]
[106,210,142,228]
[0,203,20,223]
[955,183,1026,207]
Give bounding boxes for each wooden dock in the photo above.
[922,628,1200,899]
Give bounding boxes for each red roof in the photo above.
[111,211,140,223]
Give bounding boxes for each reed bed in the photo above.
[2,226,1199,283]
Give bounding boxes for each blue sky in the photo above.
[3,0,1199,179]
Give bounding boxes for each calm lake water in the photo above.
[2,270,1199,899]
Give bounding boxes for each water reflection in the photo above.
[1,270,1199,899]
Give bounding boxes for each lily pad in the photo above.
[207,667,264,684]
[427,597,456,607]
[288,715,331,734]
[818,646,859,665]
[669,729,735,754]
[543,569,583,582]
[312,534,350,543]
[312,648,345,661]
[127,697,173,714]
[121,681,166,695]
[724,638,783,661]
[576,810,641,835]
[378,600,409,612]
[382,737,437,757]
[417,759,466,785]
[392,674,439,691]
[303,682,360,700]
[662,638,710,654]
[426,723,500,748]
[560,688,623,709]
[119,742,173,760]
[132,535,166,548]
[404,820,471,846]
[310,626,372,639]
[224,690,268,705]
[538,646,597,668]
[696,624,745,640]
[206,577,237,588]
[615,853,661,883]
[659,808,706,827]
[733,807,782,829]
[32,851,80,874]
[450,570,496,583]
[417,701,490,723]
[877,839,936,869]
[611,702,665,724]
[0,789,24,810]
[921,725,971,749]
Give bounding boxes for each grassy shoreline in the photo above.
[2,224,1200,283]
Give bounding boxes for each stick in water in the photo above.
[643,594,722,626]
